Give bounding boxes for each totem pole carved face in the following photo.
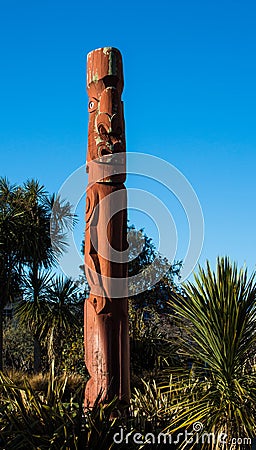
[86,47,126,182]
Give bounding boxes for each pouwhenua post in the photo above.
[84,47,130,409]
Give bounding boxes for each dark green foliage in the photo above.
[2,175,256,448]
[0,367,84,449]
[128,225,182,312]
[0,178,28,369]
[166,257,256,448]
[129,303,181,389]
[14,275,84,375]
[61,327,87,377]
[0,369,131,450]
[3,319,34,372]
[0,177,77,372]
[127,226,182,385]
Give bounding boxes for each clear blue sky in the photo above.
[1,0,256,280]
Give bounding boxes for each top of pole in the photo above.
[87,47,124,92]
[86,46,126,183]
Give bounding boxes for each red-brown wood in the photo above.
[84,47,130,408]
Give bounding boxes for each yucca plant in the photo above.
[0,373,82,449]
[167,257,256,449]
[131,376,188,426]
[0,364,132,449]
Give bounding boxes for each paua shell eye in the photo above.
[88,98,98,112]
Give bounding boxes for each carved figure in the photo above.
[84,47,130,407]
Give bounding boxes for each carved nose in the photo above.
[96,113,122,136]
[97,113,111,135]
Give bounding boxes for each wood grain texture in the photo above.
[84,47,130,408]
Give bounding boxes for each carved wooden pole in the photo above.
[84,47,130,407]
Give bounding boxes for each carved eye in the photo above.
[88,98,98,112]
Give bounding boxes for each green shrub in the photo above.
[3,319,34,372]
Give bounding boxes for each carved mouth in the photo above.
[97,145,113,163]
[100,148,112,157]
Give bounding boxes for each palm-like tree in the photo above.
[44,276,81,371]
[169,257,256,446]
[15,270,53,372]
[22,179,75,267]
[0,178,26,370]
[1,178,77,372]
[15,179,76,372]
